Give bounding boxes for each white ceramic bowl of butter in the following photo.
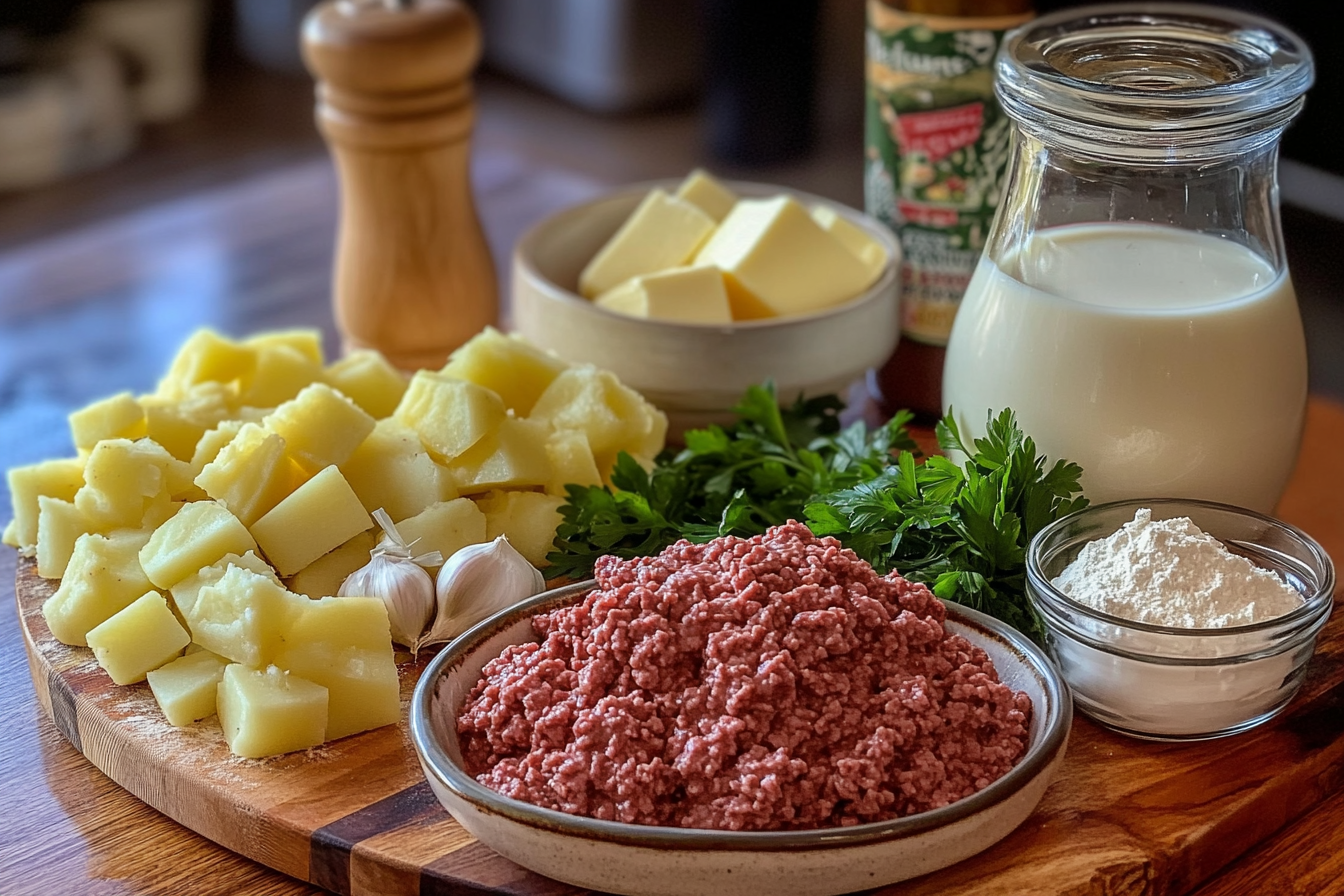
[511,179,901,438]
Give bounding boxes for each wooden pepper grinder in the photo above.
[301,0,498,370]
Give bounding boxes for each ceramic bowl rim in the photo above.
[410,579,1071,852]
[1026,496,1336,643]
[511,178,901,334]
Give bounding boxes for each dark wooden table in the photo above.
[2,96,1344,894]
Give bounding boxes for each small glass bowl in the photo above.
[1026,498,1335,741]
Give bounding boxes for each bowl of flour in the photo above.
[1026,498,1335,741]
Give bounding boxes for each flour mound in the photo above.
[1052,508,1303,628]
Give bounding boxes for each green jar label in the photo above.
[865,2,1029,344]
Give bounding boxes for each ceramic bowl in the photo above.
[410,581,1071,896]
[510,180,901,439]
[1026,498,1335,741]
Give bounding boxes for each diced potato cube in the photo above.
[263,383,375,474]
[250,466,372,576]
[217,664,328,759]
[393,371,505,462]
[43,528,154,645]
[439,327,568,416]
[675,169,738,222]
[323,350,408,419]
[273,596,398,740]
[69,392,147,452]
[170,550,279,621]
[139,500,258,590]
[477,490,565,568]
[448,417,552,494]
[285,530,377,600]
[86,591,191,685]
[157,329,256,398]
[578,189,715,299]
[137,396,211,463]
[244,328,325,365]
[239,344,324,408]
[7,457,86,551]
[195,423,304,527]
[74,439,186,530]
[340,419,457,521]
[1,519,16,549]
[35,497,98,579]
[185,564,308,666]
[544,430,604,497]
[529,366,668,464]
[147,650,228,726]
[189,420,245,479]
[394,498,486,564]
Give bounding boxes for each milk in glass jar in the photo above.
[942,3,1314,514]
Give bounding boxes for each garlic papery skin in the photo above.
[418,535,547,650]
[338,508,442,649]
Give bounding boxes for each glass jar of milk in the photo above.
[942,4,1314,514]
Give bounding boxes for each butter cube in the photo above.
[323,350,408,419]
[578,189,715,299]
[69,392,147,452]
[340,418,457,521]
[185,564,307,666]
[810,205,887,286]
[594,266,733,324]
[394,371,506,462]
[394,498,487,564]
[286,530,377,600]
[7,457,86,551]
[139,500,258,590]
[439,327,568,416]
[43,528,155,646]
[477,490,565,569]
[675,169,738,222]
[448,417,552,494]
[195,423,303,527]
[273,596,399,741]
[263,382,376,474]
[217,664,329,759]
[250,465,372,576]
[147,649,228,726]
[87,591,191,685]
[693,195,877,318]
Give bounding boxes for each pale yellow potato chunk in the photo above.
[543,430,604,497]
[243,328,325,365]
[339,418,457,521]
[147,649,228,726]
[239,344,324,409]
[169,550,279,621]
[217,664,328,759]
[448,417,552,494]
[477,490,565,568]
[7,456,86,551]
[189,420,245,480]
[139,500,258,590]
[195,423,303,527]
[137,396,211,463]
[272,596,398,741]
[184,564,308,666]
[35,497,97,579]
[263,382,375,474]
[43,528,154,646]
[75,439,189,529]
[529,366,668,464]
[86,591,190,685]
[156,329,255,399]
[439,327,568,416]
[323,350,408,419]
[394,498,486,564]
[250,466,372,576]
[69,391,147,452]
[393,371,505,462]
[285,530,377,600]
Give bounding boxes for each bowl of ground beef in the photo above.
[410,522,1070,896]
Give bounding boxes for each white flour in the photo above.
[1053,508,1303,628]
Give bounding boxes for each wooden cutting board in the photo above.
[16,401,1344,896]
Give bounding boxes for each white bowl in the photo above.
[410,581,1070,896]
[511,180,901,438]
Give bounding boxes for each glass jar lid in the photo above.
[997,2,1314,157]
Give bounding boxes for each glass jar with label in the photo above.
[865,0,1034,421]
[942,3,1314,514]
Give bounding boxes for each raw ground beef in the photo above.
[456,521,1032,831]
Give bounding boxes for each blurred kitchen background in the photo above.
[0,0,1340,390]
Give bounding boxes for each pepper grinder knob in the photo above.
[302,0,498,370]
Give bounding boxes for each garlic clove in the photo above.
[337,508,440,648]
[418,535,547,651]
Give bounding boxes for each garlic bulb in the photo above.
[417,535,547,651]
[339,508,443,648]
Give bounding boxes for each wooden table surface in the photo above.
[2,105,1344,895]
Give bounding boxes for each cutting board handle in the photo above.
[302,0,498,370]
